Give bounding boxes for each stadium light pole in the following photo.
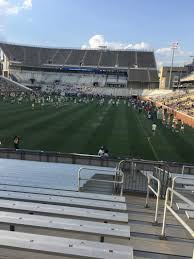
[168,42,178,89]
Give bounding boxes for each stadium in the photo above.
[0,1,194,258]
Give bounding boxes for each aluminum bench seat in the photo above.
[0,177,77,191]
[0,191,126,211]
[176,203,194,211]
[0,230,133,259]
[0,199,128,223]
[140,170,153,177]
[184,186,194,192]
[185,210,194,219]
[169,173,194,185]
[0,184,125,202]
[0,211,130,241]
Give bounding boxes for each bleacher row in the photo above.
[128,69,158,82]
[10,69,158,92]
[11,71,128,87]
[0,76,32,93]
[0,164,133,259]
[0,42,156,68]
[150,90,194,117]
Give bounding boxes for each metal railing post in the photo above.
[77,168,81,191]
[181,165,185,175]
[145,177,150,208]
[144,174,161,225]
[160,188,169,239]
[170,177,176,207]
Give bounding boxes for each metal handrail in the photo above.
[161,187,194,240]
[170,175,194,207]
[145,173,161,224]
[77,167,124,196]
[182,165,194,175]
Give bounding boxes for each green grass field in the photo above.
[0,100,194,163]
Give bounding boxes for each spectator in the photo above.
[103,149,109,158]
[98,146,104,157]
[13,136,20,149]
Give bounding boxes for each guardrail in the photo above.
[77,167,124,196]
[1,149,194,195]
[170,175,194,207]
[145,173,161,225]
[161,187,194,240]
[182,165,194,175]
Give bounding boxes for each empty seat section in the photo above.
[52,49,71,65]
[99,51,117,67]
[118,51,136,67]
[24,46,41,66]
[40,48,58,64]
[129,69,149,82]
[137,52,155,68]
[83,50,101,66]
[3,44,24,62]
[149,70,159,82]
[66,49,86,65]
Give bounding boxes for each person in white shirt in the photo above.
[152,123,157,136]
[180,123,184,133]
[98,146,104,157]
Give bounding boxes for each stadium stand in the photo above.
[99,50,117,67]
[83,49,101,66]
[151,91,194,117]
[0,42,159,93]
[0,157,193,258]
[0,43,157,68]
[118,51,136,67]
[129,69,149,82]
[0,75,32,93]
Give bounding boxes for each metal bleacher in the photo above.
[1,157,194,258]
[0,158,132,259]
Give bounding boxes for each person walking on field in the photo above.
[152,123,157,136]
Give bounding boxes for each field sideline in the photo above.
[0,101,194,163]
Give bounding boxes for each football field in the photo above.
[0,101,194,163]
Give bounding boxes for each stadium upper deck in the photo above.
[0,42,159,90]
[0,42,156,69]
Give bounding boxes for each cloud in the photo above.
[22,0,32,9]
[0,24,4,32]
[0,0,32,16]
[156,46,193,67]
[82,35,194,67]
[81,35,150,50]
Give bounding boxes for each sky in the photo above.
[0,0,194,66]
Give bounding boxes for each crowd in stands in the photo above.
[150,91,194,117]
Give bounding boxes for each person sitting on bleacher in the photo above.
[103,149,109,158]
[98,146,104,157]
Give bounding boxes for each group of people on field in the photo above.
[130,97,186,136]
